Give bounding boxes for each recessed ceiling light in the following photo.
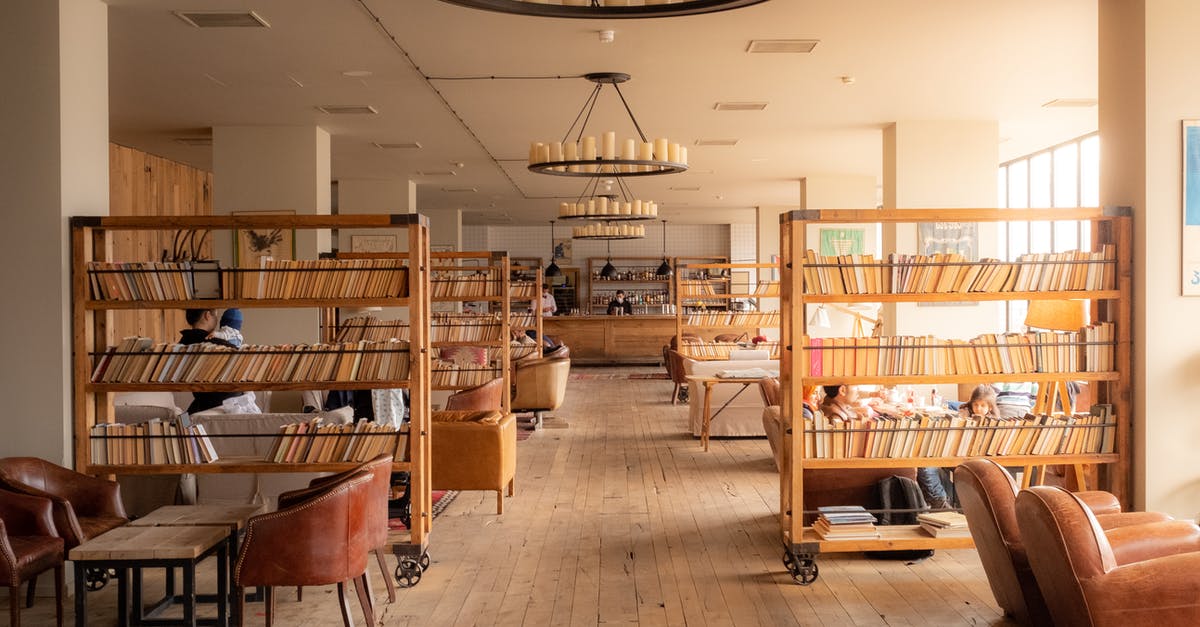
[173,10,270,28]
[1042,98,1098,108]
[694,139,739,146]
[342,70,373,78]
[747,39,819,53]
[173,137,212,147]
[714,102,768,111]
[315,105,378,115]
[372,141,423,149]
[443,187,478,193]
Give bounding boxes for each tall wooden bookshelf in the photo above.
[71,213,434,583]
[674,262,781,359]
[509,265,544,360]
[430,251,512,412]
[777,207,1131,584]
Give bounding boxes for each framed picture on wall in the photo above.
[553,238,572,265]
[917,221,979,307]
[350,234,398,253]
[1182,120,1200,295]
[232,210,295,268]
[819,228,865,256]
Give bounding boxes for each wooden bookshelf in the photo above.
[71,213,434,579]
[674,261,780,360]
[777,207,1132,585]
[586,256,678,315]
[509,265,544,360]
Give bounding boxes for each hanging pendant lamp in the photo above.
[545,220,562,277]
[655,219,672,277]
[600,240,617,279]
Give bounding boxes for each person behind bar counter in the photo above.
[607,290,634,316]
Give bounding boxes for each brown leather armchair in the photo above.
[235,468,375,627]
[280,454,396,606]
[0,489,64,627]
[511,354,570,428]
[432,411,517,514]
[445,377,504,412]
[956,459,1175,625]
[0,457,127,555]
[1016,486,1200,627]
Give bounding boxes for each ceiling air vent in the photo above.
[694,138,739,146]
[714,102,768,111]
[373,141,423,149]
[747,39,819,53]
[173,10,271,28]
[416,170,457,177]
[1042,98,1098,108]
[669,186,701,192]
[442,187,478,193]
[173,137,212,147]
[315,105,379,115]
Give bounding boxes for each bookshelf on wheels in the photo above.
[71,213,434,586]
[674,261,780,360]
[777,207,1131,584]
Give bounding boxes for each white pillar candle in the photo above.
[598,196,608,214]
[538,143,551,164]
[651,202,658,216]
[550,142,563,163]
[654,138,669,162]
[667,142,680,164]
[679,146,688,166]
[602,131,616,160]
[583,136,596,160]
[622,202,632,215]
[586,199,596,215]
[560,202,569,217]
[633,200,643,215]
[530,142,542,164]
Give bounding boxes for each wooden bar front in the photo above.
[543,316,730,365]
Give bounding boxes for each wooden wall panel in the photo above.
[107,143,213,343]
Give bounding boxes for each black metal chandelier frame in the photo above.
[528,73,687,178]
[438,0,768,20]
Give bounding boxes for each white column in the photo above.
[335,178,419,251]
[212,126,332,345]
[1100,0,1200,517]
[882,121,1001,340]
[0,0,108,463]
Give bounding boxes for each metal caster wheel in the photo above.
[84,567,110,591]
[395,558,422,588]
[783,551,818,585]
[418,552,431,571]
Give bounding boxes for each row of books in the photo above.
[89,418,218,465]
[678,280,719,296]
[268,418,408,464]
[431,270,501,299]
[224,259,410,300]
[510,281,537,299]
[753,282,780,296]
[335,314,510,344]
[87,261,208,301]
[509,313,537,328]
[431,367,499,388]
[813,506,879,540]
[803,325,1114,376]
[510,343,538,360]
[680,341,782,360]
[802,407,1116,460]
[800,247,1116,296]
[683,311,780,326]
[92,337,411,384]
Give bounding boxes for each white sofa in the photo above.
[683,358,778,437]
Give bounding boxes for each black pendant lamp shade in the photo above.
[600,240,617,278]
[655,219,672,277]
[545,220,562,277]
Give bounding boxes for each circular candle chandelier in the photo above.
[557,177,657,221]
[528,73,688,178]
[571,221,646,240]
[438,0,769,19]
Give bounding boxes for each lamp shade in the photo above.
[807,304,831,329]
[655,258,672,277]
[600,260,617,278]
[1024,299,1086,331]
[545,260,562,277]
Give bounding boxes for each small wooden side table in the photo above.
[69,525,230,627]
[686,375,767,451]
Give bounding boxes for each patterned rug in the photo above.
[388,490,458,531]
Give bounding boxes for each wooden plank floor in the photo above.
[15,367,1016,626]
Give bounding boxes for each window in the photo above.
[996,132,1099,330]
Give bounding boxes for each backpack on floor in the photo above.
[870,474,935,561]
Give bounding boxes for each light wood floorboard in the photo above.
[14,367,1017,626]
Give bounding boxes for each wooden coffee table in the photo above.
[70,524,230,626]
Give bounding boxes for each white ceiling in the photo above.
[106,0,1099,225]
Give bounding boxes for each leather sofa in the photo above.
[0,457,128,555]
[683,357,777,437]
[956,459,1176,625]
[1016,486,1200,627]
[511,351,570,428]
[431,410,516,514]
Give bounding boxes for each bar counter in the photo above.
[543,315,729,365]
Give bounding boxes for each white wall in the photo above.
[1101,0,1200,517]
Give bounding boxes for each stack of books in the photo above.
[813,506,880,540]
[917,511,971,538]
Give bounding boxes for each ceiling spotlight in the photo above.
[840,75,856,85]
[599,30,615,43]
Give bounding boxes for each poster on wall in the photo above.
[553,238,572,265]
[819,228,865,256]
[1182,120,1200,295]
[918,221,978,307]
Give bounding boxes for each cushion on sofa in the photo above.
[433,410,504,424]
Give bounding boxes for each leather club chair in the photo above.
[235,468,375,627]
[432,410,517,514]
[444,377,504,412]
[510,352,570,429]
[0,457,127,555]
[0,489,64,627]
[1016,486,1200,627]
[956,459,1175,625]
[280,454,396,607]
